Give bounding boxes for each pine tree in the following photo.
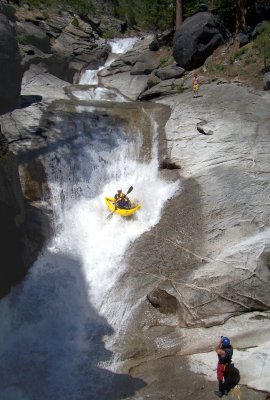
[235,0,247,32]
[175,0,183,29]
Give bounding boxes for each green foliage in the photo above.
[17,0,95,18]
[175,82,186,93]
[115,0,174,31]
[254,22,270,71]
[183,0,235,26]
[207,63,226,72]
[102,29,119,38]
[213,63,226,71]
[160,54,174,67]
[229,47,247,64]
[183,0,204,15]
[16,34,28,45]
[72,17,79,27]
[114,0,236,32]
[210,0,235,30]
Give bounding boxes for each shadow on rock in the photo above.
[19,94,43,108]
[0,251,145,400]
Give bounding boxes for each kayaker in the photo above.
[214,336,234,397]
[114,189,131,209]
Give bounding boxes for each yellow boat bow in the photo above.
[105,197,141,217]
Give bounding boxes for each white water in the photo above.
[0,38,179,399]
[79,37,139,86]
[108,37,139,54]
[72,87,126,102]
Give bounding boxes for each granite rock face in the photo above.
[14,8,111,83]
[107,81,270,397]
[0,14,23,115]
[157,83,270,328]
[0,65,65,298]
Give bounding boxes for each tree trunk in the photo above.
[175,0,183,30]
[236,0,247,33]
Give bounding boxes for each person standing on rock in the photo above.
[214,336,233,397]
[193,73,199,97]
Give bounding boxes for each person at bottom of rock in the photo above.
[214,336,233,397]
[193,73,199,97]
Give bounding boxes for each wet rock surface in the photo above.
[109,81,270,398]
[0,63,67,298]
[0,6,270,396]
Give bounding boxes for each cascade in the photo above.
[0,37,179,400]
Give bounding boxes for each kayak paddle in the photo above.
[106,186,133,220]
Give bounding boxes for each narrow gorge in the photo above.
[0,1,270,400]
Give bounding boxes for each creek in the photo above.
[0,37,178,400]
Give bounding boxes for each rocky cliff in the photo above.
[0,13,23,114]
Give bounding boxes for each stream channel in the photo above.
[0,38,179,400]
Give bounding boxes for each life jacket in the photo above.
[115,193,128,203]
[218,346,233,364]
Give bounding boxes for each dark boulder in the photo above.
[0,14,23,115]
[173,12,227,70]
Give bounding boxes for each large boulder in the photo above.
[0,14,23,115]
[155,65,185,80]
[173,12,227,70]
[139,78,177,100]
[130,50,160,75]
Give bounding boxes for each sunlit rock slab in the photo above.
[100,71,149,101]
[187,312,270,393]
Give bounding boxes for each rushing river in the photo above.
[0,37,178,400]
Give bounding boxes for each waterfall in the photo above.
[0,38,179,400]
[79,37,139,86]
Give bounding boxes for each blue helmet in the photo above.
[221,336,230,347]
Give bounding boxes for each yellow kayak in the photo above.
[105,197,141,217]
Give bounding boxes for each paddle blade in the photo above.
[126,186,133,195]
[106,212,114,220]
